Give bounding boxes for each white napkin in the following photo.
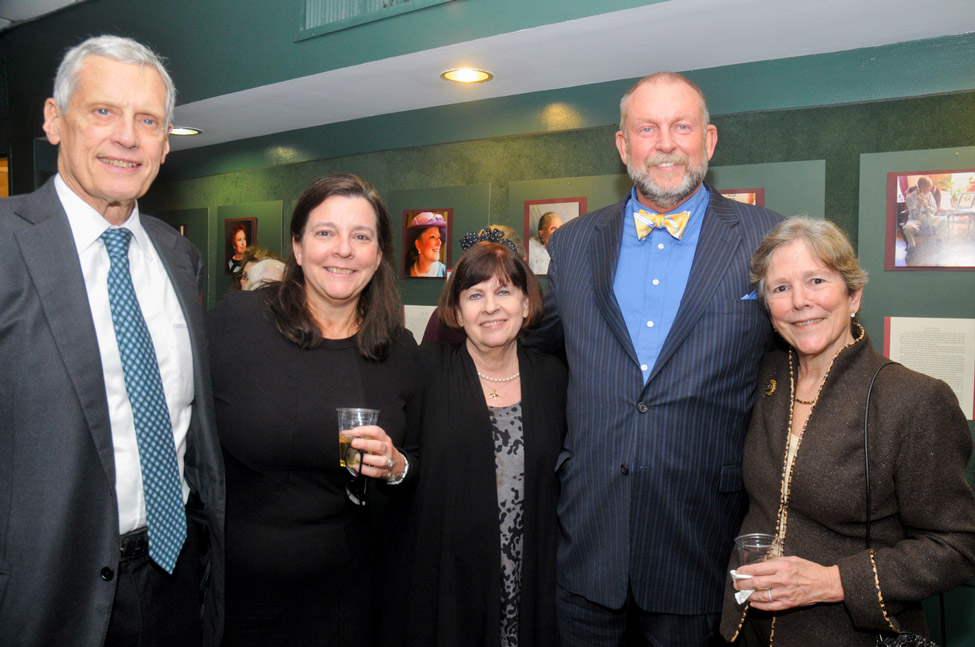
[730,569,754,604]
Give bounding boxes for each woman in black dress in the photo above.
[207,174,421,645]
[390,229,566,647]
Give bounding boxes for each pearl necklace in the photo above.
[477,371,520,399]
[476,371,520,382]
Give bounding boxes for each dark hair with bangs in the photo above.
[261,173,402,361]
[438,241,543,331]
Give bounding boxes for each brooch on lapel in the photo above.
[764,379,777,397]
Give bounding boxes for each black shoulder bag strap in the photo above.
[864,362,943,647]
[863,361,893,550]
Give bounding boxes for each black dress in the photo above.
[385,342,566,647]
[206,291,422,646]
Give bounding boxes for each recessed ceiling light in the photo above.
[170,126,202,136]
[440,68,493,84]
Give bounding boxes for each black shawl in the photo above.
[386,341,566,647]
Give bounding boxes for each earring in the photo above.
[850,312,856,318]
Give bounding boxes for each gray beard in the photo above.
[628,153,708,212]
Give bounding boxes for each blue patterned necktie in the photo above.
[101,227,186,574]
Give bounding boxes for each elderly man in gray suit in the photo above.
[531,73,782,645]
[0,36,224,646]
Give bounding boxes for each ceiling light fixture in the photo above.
[170,126,202,136]
[440,68,493,84]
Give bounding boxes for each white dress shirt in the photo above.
[56,175,194,534]
[528,236,551,274]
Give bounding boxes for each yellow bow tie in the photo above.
[634,209,691,240]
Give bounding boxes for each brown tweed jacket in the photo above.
[720,326,975,646]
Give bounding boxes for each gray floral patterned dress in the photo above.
[490,403,525,647]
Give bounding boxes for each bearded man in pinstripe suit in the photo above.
[532,72,782,646]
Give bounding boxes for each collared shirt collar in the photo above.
[55,173,150,257]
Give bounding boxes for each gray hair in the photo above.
[245,259,286,290]
[619,72,710,132]
[53,35,176,127]
[750,216,868,313]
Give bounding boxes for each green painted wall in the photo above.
[136,89,975,307]
[151,33,975,183]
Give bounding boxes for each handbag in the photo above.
[863,363,939,647]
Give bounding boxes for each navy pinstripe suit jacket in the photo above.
[536,185,782,614]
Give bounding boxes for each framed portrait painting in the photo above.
[224,217,257,275]
[718,188,765,207]
[402,209,452,278]
[884,169,975,270]
[524,197,586,275]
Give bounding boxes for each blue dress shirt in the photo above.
[613,184,709,383]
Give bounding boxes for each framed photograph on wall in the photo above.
[718,188,765,207]
[224,217,257,275]
[884,169,975,270]
[524,197,586,275]
[403,209,452,278]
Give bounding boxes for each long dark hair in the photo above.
[261,174,402,361]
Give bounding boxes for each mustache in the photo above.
[644,152,690,167]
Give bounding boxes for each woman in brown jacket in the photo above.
[721,216,975,646]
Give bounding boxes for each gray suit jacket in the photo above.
[534,185,781,615]
[0,180,225,646]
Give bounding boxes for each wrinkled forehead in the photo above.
[623,77,707,125]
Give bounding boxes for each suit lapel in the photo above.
[647,188,742,385]
[13,183,116,485]
[589,199,640,366]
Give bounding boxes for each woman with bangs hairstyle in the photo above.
[206,174,421,646]
[388,228,567,647]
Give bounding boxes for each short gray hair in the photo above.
[53,35,176,127]
[750,216,868,313]
[619,72,710,132]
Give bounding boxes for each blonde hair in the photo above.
[750,216,867,312]
[486,223,526,260]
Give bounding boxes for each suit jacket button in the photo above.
[637,402,649,413]
[100,567,114,581]
[620,464,630,475]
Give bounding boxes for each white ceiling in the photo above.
[0,0,83,31]
[169,0,975,152]
[14,0,967,151]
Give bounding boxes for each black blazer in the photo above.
[532,185,782,614]
[0,180,225,646]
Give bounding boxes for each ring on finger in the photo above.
[767,589,773,603]
[386,456,394,469]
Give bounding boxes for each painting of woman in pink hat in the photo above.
[404,211,449,277]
